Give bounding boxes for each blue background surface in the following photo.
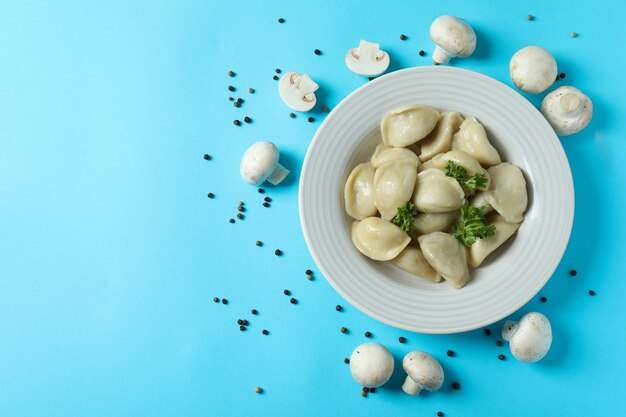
[1,1,625,416]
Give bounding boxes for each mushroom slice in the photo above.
[451,117,501,167]
[412,169,465,213]
[412,211,458,236]
[390,246,442,282]
[381,105,441,148]
[345,40,390,76]
[468,214,520,267]
[429,16,476,64]
[419,112,464,162]
[371,144,419,168]
[430,150,491,192]
[278,71,319,112]
[374,159,418,220]
[541,86,593,136]
[484,163,528,223]
[351,218,411,261]
[344,162,377,220]
[418,232,470,289]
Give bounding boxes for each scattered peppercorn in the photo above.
[255,386,263,393]
[498,354,506,361]
[308,117,315,123]
[237,98,243,104]
[239,325,246,331]
[447,350,455,357]
[228,71,235,77]
[243,116,252,123]
[361,391,367,397]
[399,336,407,344]
[237,213,244,220]
[207,193,214,198]
[400,34,407,40]
[527,14,534,20]
[264,197,271,202]
[233,119,241,126]
[262,202,270,208]
[335,305,342,312]
[589,290,596,296]
[255,241,262,247]
[238,201,244,206]
[237,319,243,325]
[452,382,461,390]
[229,218,235,223]
[238,206,245,212]
[283,289,291,296]
[437,412,444,417]
[540,296,547,303]
[213,297,219,303]
[369,388,376,394]
[419,50,425,56]
[571,32,577,38]
[251,309,258,315]
[307,274,313,281]
[275,249,282,256]
[262,329,269,335]
[248,87,255,94]
[290,297,297,304]
[560,72,566,79]
[228,85,235,92]
[289,112,296,118]
[368,77,375,81]
[362,387,370,393]
[305,269,312,275]
[570,269,577,276]
[228,97,234,101]
[242,319,249,326]
[484,328,492,336]
[258,188,265,194]
[314,49,321,55]
[341,327,348,334]
[275,68,281,74]
[322,106,329,112]
[203,154,211,160]
[278,17,285,23]
[233,101,241,108]
[364,331,372,338]
[496,340,503,347]
[222,298,228,304]
[344,358,350,364]
[273,75,279,80]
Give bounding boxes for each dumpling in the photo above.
[344,162,378,220]
[417,155,440,173]
[430,150,491,191]
[469,214,520,267]
[390,246,442,282]
[469,191,493,213]
[412,168,465,213]
[381,105,441,147]
[412,211,459,235]
[351,218,411,261]
[371,144,420,168]
[418,232,470,289]
[484,163,528,223]
[374,159,418,220]
[419,112,464,162]
[451,117,502,166]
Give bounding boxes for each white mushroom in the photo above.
[278,71,319,112]
[502,312,552,363]
[401,351,444,396]
[429,16,476,64]
[239,141,289,185]
[541,86,593,136]
[509,46,557,94]
[349,342,395,388]
[345,40,390,76]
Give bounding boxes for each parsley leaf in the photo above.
[444,160,488,193]
[391,202,418,233]
[452,204,496,246]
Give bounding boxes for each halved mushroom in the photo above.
[278,71,319,112]
[345,40,390,76]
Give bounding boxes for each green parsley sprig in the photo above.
[452,204,496,246]
[444,160,488,193]
[391,202,418,233]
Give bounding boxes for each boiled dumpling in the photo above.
[417,155,440,172]
[418,232,470,289]
[419,112,464,162]
[430,150,491,191]
[484,163,527,223]
[374,158,418,220]
[412,168,465,213]
[469,191,493,213]
[412,211,459,235]
[371,144,420,168]
[344,162,378,220]
[390,246,442,282]
[381,105,441,147]
[451,117,502,166]
[469,214,520,267]
[351,218,411,261]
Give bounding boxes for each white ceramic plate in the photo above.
[299,66,574,334]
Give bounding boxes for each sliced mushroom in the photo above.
[345,40,390,76]
[278,71,319,111]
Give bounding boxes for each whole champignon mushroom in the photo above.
[510,46,557,94]
[541,86,593,136]
[345,40,390,76]
[349,342,395,388]
[278,71,319,112]
[240,141,289,185]
[402,351,444,396]
[502,312,552,363]
[429,16,476,64]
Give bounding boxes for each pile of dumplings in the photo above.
[344,104,528,289]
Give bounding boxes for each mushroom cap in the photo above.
[402,351,444,391]
[239,141,280,185]
[504,312,552,363]
[541,86,593,136]
[278,71,318,112]
[509,46,557,94]
[345,40,390,76]
[429,16,476,58]
[349,342,395,388]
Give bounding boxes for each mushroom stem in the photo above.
[402,376,422,396]
[267,163,289,185]
[502,320,518,341]
[432,46,453,64]
[559,93,582,116]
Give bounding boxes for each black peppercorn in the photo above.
[262,329,269,335]
[273,75,279,80]
[322,106,329,112]
[308,117,315,122]
[305,269,312,275]
[341,327,348,334]
[255,241,262,247]
[275,68,281,74]
[452,382,461,390]
[560,72,566,79]
[589,290,596,296]
[228,71,235,77]
[344,358,350,364]
[335,305,342,312]
[264,197,271,202]
[237,98,243,104]
[498,354,506,360]
[207,193,214,198]
[213,297,219,303]
[237,213,244,220]
[244,116,251,123]
[570,269,577,276]
[278,17,285,23]
[237,206,244,212]
[203,154,210,160]
[251,309,258,315]
[361,391,367,397]
[228,97,234,101]
[237,319,243,325]
[368,77,375,81]
[364,331,372,338]
[400,34,407,40]
[369,387,376,394]
[258,188,265,194]
[228,85,235,92]
[527,14,534,21]
[233,120,241,126]
[307,274,313,281]
[398,336,407,344]
[262,202,270,207]
[540,296,547,303]
[447,350,455,357]
[289,112,296,118]
[255,386,263,393]
[239,325,246,331]
[314,49,321,55]
[248,87,255,93]
[275,249,282,256]
[484,328,492,336]
[242,319,248,326]
[283,289,291,296]
[233,101,240,108]
[222,298,228,304]
[228,218,235,223]
[496,340,503,347]
[290,297,297,304]
[419,50,425,56]
[437,412,444,417]
[362,387,370,393]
